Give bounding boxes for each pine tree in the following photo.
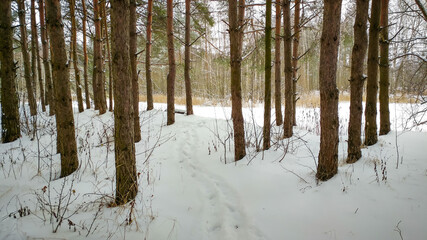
[93,0,107,114]
[167,0,176,125]
[145,0,154,111]
[283,0,293,138]
[130,0,141,142]
[263,0,272,150]
[274,0,283,126]
[292,0,301,126]
[81,0,90,109]
[379,0,390,135]
[31,0,45,112]
[184,0,194,115]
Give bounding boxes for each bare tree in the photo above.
[292,0,301,126]
[184,0,194,115]
[145,0,154,111]
[274,0,283,126]
[283,0,293,138]
[82,0,90,109]
[31,0,45,112]
[167,0,176,125]
[379,0,390,135]
[93,0,107,114]
[263,0,272,150]
[130,0,141,142]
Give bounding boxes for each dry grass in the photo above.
[139,94,210,106]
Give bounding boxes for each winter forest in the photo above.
[0,0,426,239]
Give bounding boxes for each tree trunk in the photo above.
[111,0,137,205]
[167,0,176,125]
[93,0,107,114]
[39,0,54,116]
[70,0,84,113]
[0,0,21,143]
[46,0,79,178]
[263,0,272,150]
[316,0,342,181]
[31,0,46,112]
[30,0,40,111]
[364,0,381,146]
[130,0,141,142]
[184,0,194,115]
[379,0,390,135]
[283,0,293,138]
[292,0,301,126]
[228,0,246,161]
[18,0,37,116]
[145,0,154,111]
[274,0,283,126]
[102,1,113,112]
[347,0,369,164]
[82,0,90,109]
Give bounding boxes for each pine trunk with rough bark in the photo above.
[274,0,283,126]
[130,0,141,142]
[379,0,390,135]
[102,1,113,112]
[18,0,37,116]
[82,0,90,109]
[167,0,176,125]
[1,0,21,143]
[30,0,41,111]
[283,0,293,138]
[70,0,84,113]
[46,0,79,177]
[93,0,107,114]
[111,0,137,205]
[145,0,154,111]
[263,0,272,150]
[316,0,342,181]
[347,0,369,164]
[228,0,246,161]
[364,0,381,146]
[292,0,300,126]
[184,0,194,115]
[32,0,46,112]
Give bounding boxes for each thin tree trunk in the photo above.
[39,0,54,116]
[145,0,154,110]
[379,0,390,135]
[30,0,40,111]
[347,0,369,164]
[82,0,90,109]
[102,1,113,112]
[32,0,46,112]
[316,0,342,181]
[283,0,293,138]
[46,0,79,177]
[130,0,141,142]
[70,0,84,113]
[274,0,283,126]
[0,0,21,143]
[18,0,37,116]
[111,0,137,205]
[263,0,272,150]
[228,0,246,161]
[184,0,194,115]
[364,0,381,146]
[167,0,176,125]
[93,0,107,114]
[292,0,301,126]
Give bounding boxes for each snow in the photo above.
[0,101,426,240]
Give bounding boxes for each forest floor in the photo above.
[0,101,426,240]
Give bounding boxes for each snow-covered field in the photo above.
[0,101,426,240]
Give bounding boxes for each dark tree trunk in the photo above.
[316,0,342,181]
[379,0,390,135]
[292,0,301,126]
[82,0,90,109]
[130,0,141,142]
[167,0,176,125]
[283,0,293,138]
[263,0,272,150]
[93,0,107,114]
[18,0,37,116]
[39,0,54,116]
[184,0,194,115]
[228,0,246,161]
[102,1,113,112]
[46,0,79,178]
[1,0,21,143]
[145,0,154,111]
[364,0,381,146]
[32,0,46,112]
[70,0,84,113]
[347,0,369,164]
[111,0,137,205]
[274,0,283,126]
[30,0,40,111]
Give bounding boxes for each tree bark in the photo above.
[228,0,246,161]
[167,0,176,125]
[18,0,37,116]
[130,0,141,142]
[283,0,293,138]
[0,0,21,143]
[70,0,84,113]
[263,0,272,150]
[39,0,54,116]
[347,0,369,164]
[184,0,194,115]
[145,0,154,110]
[31,0,46,112]
[102,1,113,112]
[379,0,390,135]
[292,0,301,126]
[316,0,342,181]
[274,0,283,126]
[111,0,137,205]
[364,0,381,146]
[93,0,107,114]
[82,0,90,109]
[46,0,79,178]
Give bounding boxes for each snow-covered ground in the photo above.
[0,101,426,240]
